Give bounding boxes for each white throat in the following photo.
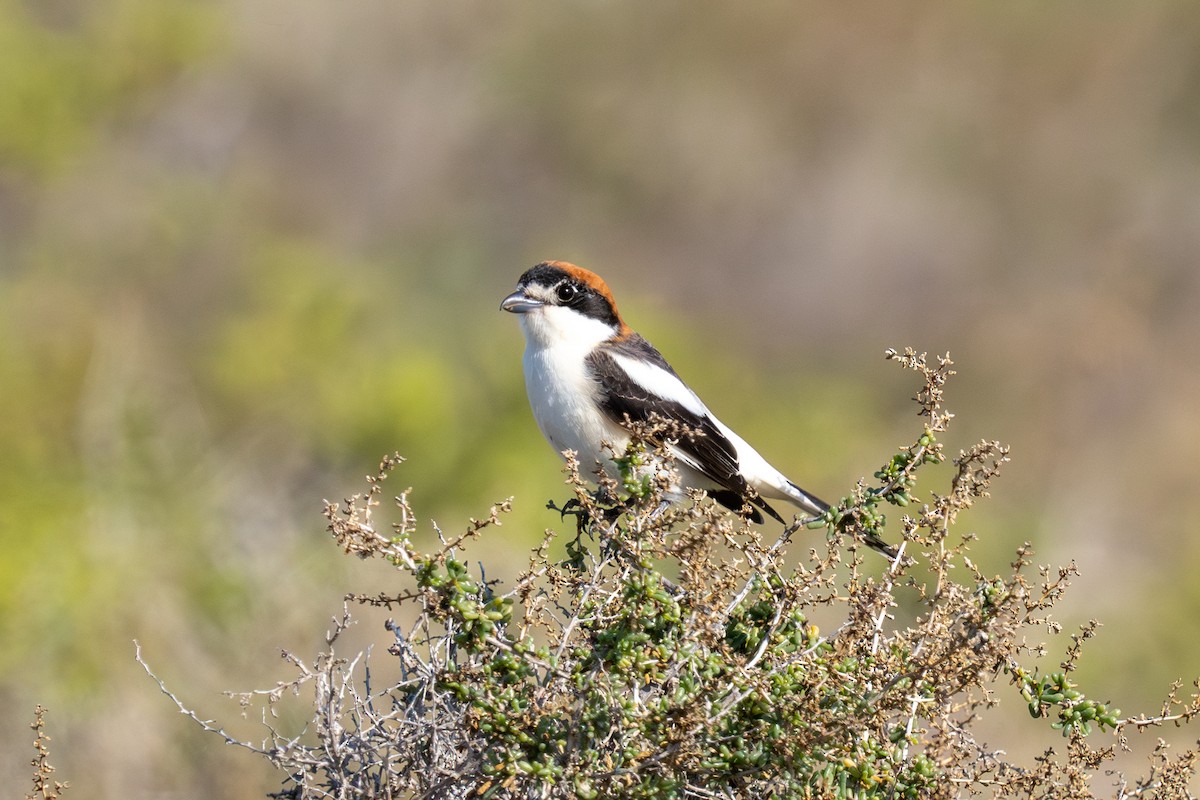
[517,305,616,352]
[517,306,626,473]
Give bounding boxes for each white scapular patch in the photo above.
[608,353,709,418]
[612,352,800,504]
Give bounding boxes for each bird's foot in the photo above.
[548,491,629,535]
[547,497,590,536]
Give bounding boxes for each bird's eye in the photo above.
[556,282,579,303]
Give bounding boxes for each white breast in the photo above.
[519,309,630,476]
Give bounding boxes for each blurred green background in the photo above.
[3,1,1200,795]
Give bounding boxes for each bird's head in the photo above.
[501,261,631,348]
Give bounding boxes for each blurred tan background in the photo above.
[3,1,1199,796]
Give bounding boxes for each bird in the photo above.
[501,260,896,558]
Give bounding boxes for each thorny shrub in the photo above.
[24,706,67,800]
[140,349,1200,799]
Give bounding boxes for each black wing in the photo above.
[586,336,782,523]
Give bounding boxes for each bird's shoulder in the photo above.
[586,334,735,449]
[585,333,753,497]
[600,332,677,375]
[587,333,708,411]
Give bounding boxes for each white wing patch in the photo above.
[608,352,710,418]
[610,350,799,503]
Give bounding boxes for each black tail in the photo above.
[785,481,898,560]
